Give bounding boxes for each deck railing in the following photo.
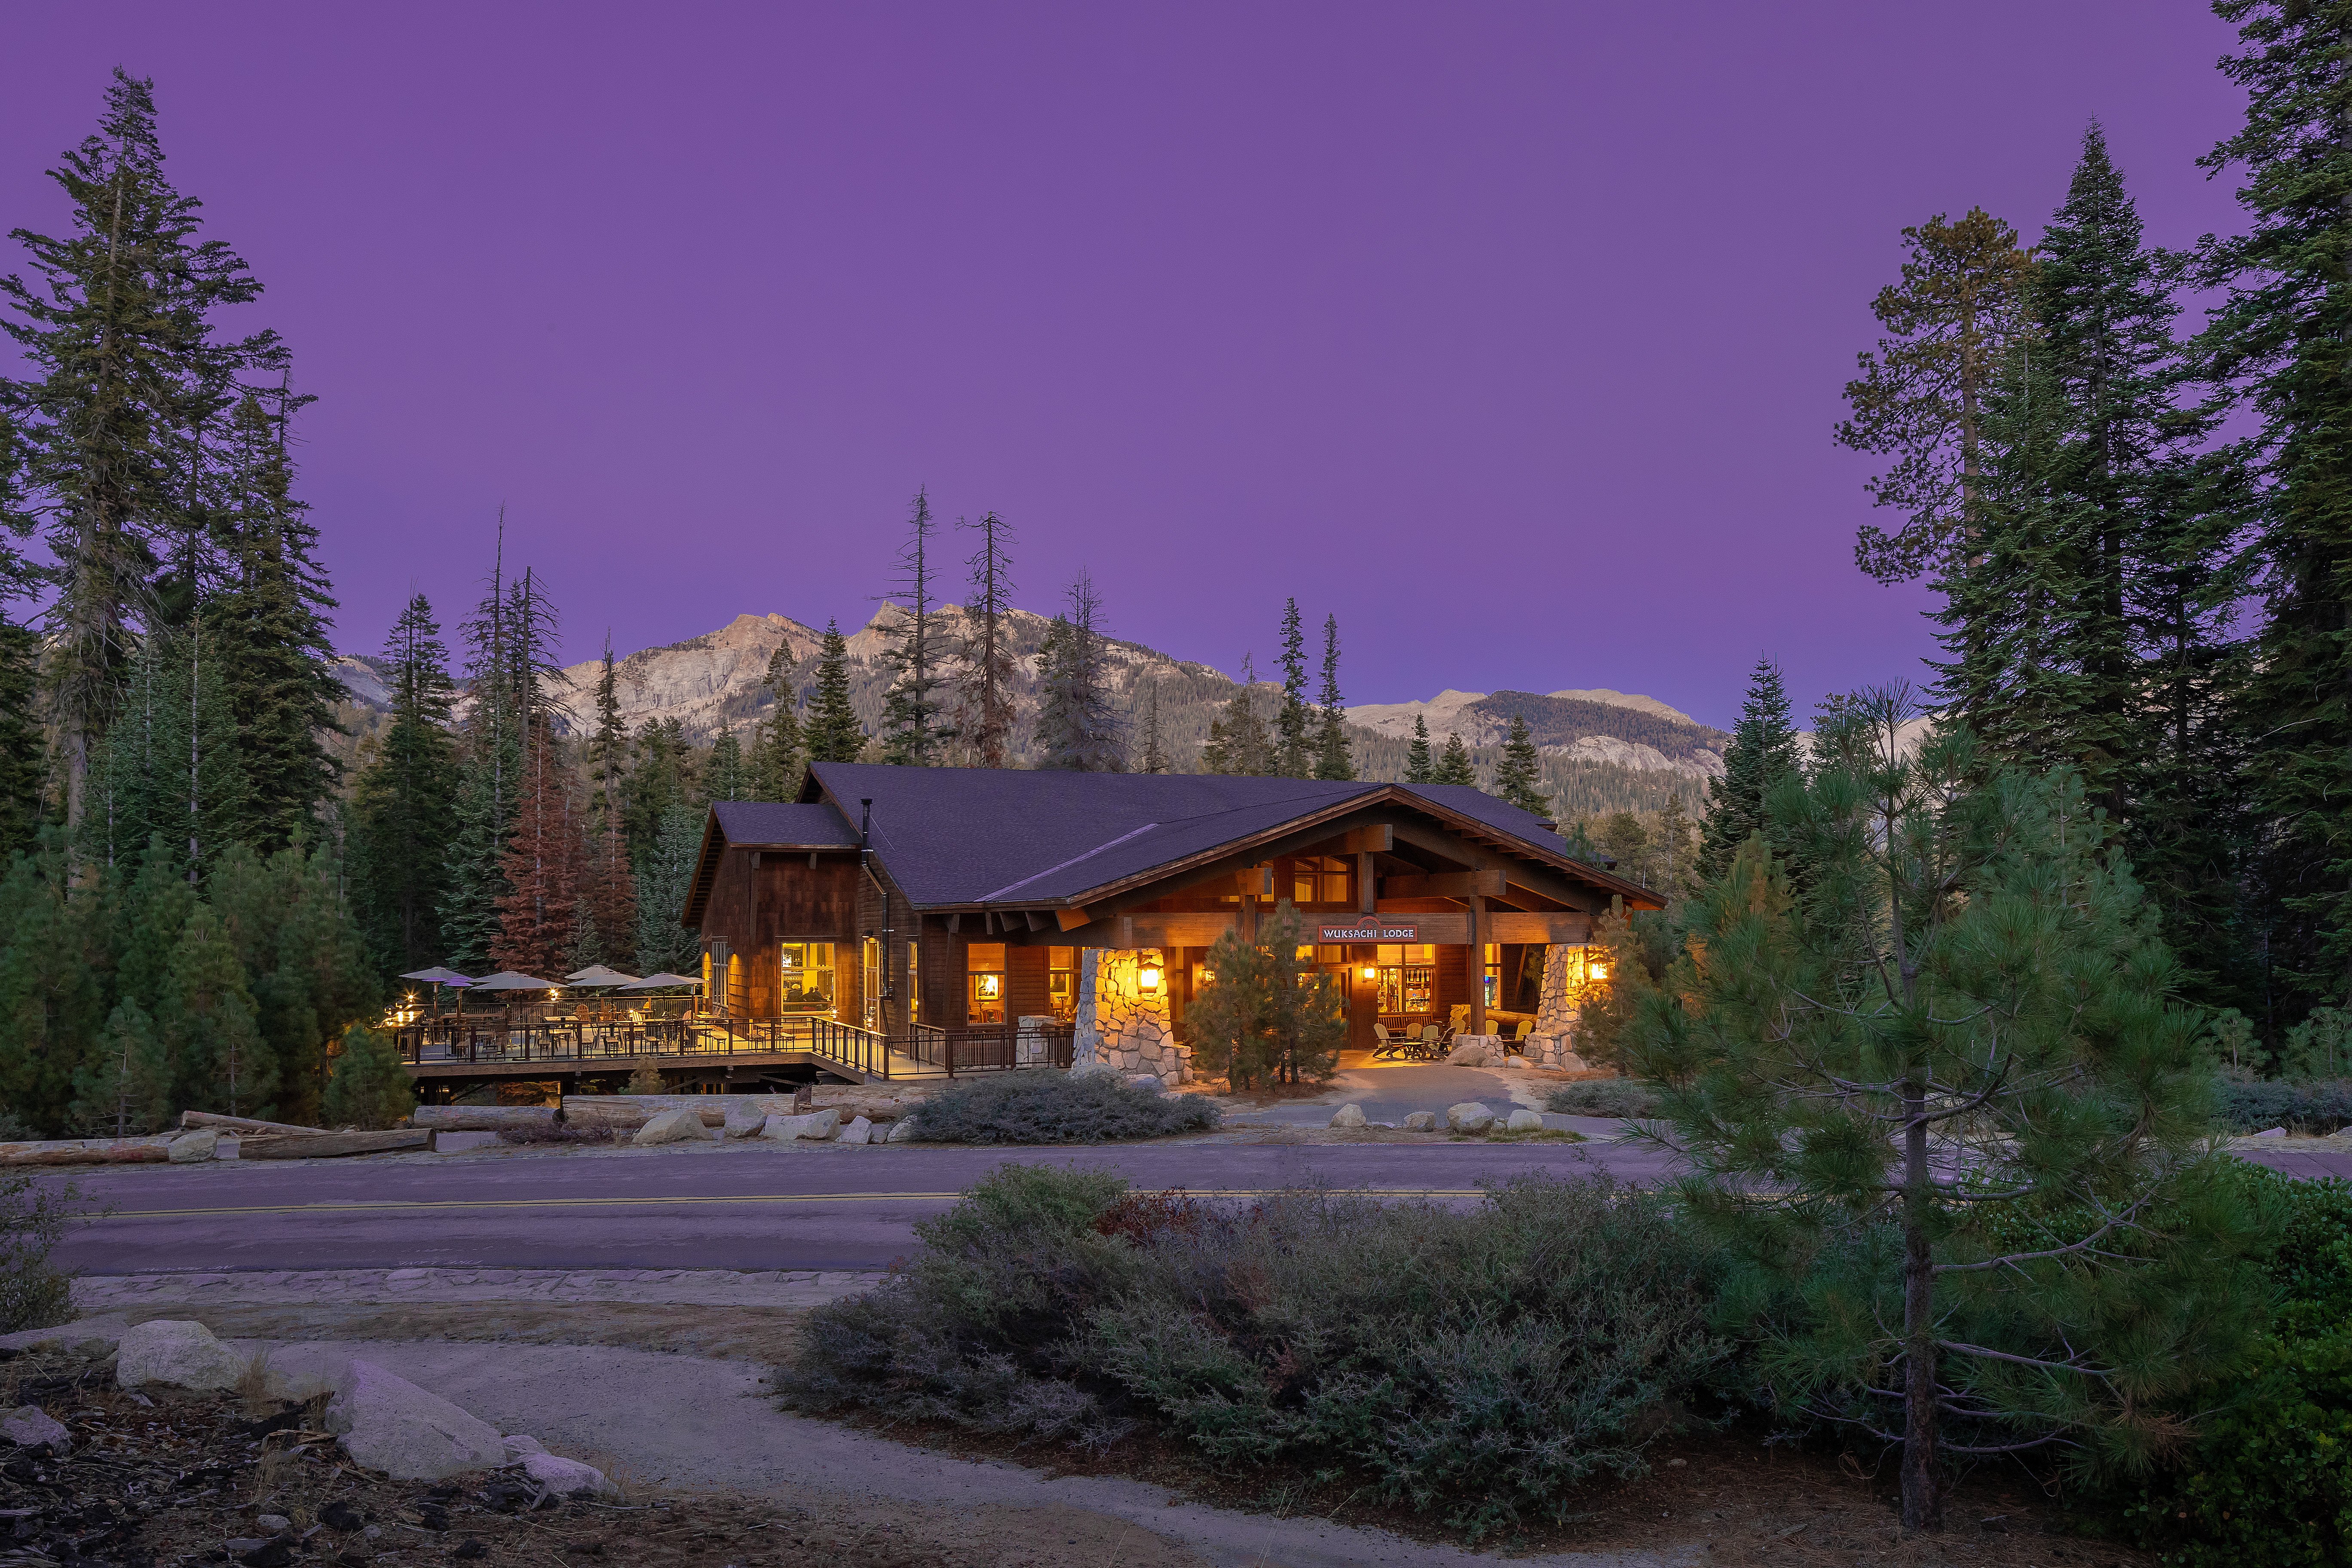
[393,1013,1077,1081]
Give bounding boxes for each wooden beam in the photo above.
[1024,909,1048,932]
[1468,894,1487,1036]
[1056,906,1092,932]
[1383,869,1507,899]
[1485,911,1593,944]
[1358,850,1376,914]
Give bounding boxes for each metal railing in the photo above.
[394,1013,1078,1081]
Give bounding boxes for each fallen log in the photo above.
[409,1106,558,1133]
[236,1129,435,1160]
[181,1111,328,1136]
[0,1139,171,1166]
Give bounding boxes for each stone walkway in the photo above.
[73,1265,889,1311]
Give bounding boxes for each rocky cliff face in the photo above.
[331,607,1724,810]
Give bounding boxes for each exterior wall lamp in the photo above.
[1137,964,1163,992]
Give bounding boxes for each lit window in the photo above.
[968,942,1007,1024]
[778,943,836,1017]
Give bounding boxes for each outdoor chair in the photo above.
[1372,1023,1402,1060]
[1449,1004,1471,1037]
[1420,1023,1445,1059]
[1508,1019,1532,1052]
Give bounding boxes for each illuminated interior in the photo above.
[778,941,838,1017]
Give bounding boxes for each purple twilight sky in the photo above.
[3,3,2250,728]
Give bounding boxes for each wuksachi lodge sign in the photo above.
[1316,920,1426,943]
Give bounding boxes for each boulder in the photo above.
[1127,1075,1163,1094]
[837,1116,873,1146]
[1404,1112,1436,1132]
[1328,1103,1366,1129]
[501,1434,547,1462]
[322,1359,505,1480]
[250,1344,355,1404]
[115,1320,244,1392]
[1504,1056,1531,1070]
[1069,1060,1121,1081]
[722,1106,769,1139]
[1445,1102,1495,1134]
[1504,1108,1544,1133]
[632,1109,710,1146]
[166,1129,220,1164]
[0,1316,129,1359]
[0,1405,69,1450]
[761,1108,839,1142]
[885,1117,920,1143]
[519,1451,618,1497]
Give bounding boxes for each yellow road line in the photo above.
[98,1188,1492,1220]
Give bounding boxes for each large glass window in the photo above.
[861,938,881,1031]
[778,942,837,1017]
[1483,942,1501,1011]
[907,943,920,1023]
[1289,856,1353,907]
[1047,946,1076,1021]
[968,942,1007,1025]
[1373,943,1437,1014]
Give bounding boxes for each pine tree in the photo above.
[491,720,583,979]
[1404,716,1434,783]
[437,542,523,973]
[0,845,110,1133]
[952,511,1017,767]
[705,726,749,800]
[1492,714,1550,815]
[321,1023,414,1130]
[79,625,248,883]
[0,612,40,859]
[1432,732,1475,786]
[156,902,267,1118]
[1313,614,1354,781]
[2199,0,2352,1015]
[1202,655,1271,775]
[579,803,637,971]
[634,802,702,976]
[1274,598,1312,778]
[622,716,692,869]
[879,487,943,766]
[0,70,279,829]
[804,619,863,765]
[1837,208,2037,588]
[348,594,458,974]
[1626,702,2256,1534]
[1036,571,1125,772]
[585,634,628,822]
[1698,657,1802,880]
[209,387,341,848]
[1139,680,1170,775]
[750,641,803,800]
[206,839,377,1127]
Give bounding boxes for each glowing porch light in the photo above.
[1360,965,1377,981]
[1137,964,1163,992]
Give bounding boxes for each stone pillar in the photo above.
[1523,944,1591,1072]
[1071,949,1190,1082]
[1014,1014,1060,1067]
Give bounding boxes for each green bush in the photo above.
[0,1170,75,1335]
[1543,1078,1661,1118]
[907,1070,1220,1144]
[2108,1169,2352,1565]
[2214,1078,2352,1136]
[321,1024,416,1130]
[780,1165,1729,1539]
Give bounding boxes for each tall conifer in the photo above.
[1699,657,1802,879]
[348,594,458,974]
[2199,0,2352,1012]
[1139,680,1170,775]
[1493,715,1550,815]
[750,641,803,800]
[804,619,863,764]
[0,71,278,827]
[1433,732,1475,787]
[879,488,943,766]
[953,511,1017,767]
[1036,571,1125,772]
[1274,598,1312,778]
[1404,716,1434,783]
[1202,655,1271,775]
[1314,615,1353,781]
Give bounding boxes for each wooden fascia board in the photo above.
[1384,815,1661,913]
[680,808,726,931]
[1054,798,1406,911]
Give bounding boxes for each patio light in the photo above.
[1137,964,1162,992]
[1360,965,1376,980]
[1589,963,1609,980]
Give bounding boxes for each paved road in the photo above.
[53,1129,2347,1279]
[52,1139,1679,1276]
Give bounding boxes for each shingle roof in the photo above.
[766,762,1640,909]
[707,801,860,848]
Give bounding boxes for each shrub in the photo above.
[2214,1077,2352,1136]
[1544,1078,1661,1118]
[0,1170,75,1335]
[623,1063,668,1096]
[321,1025,416,1130]
[2105,1168,2352,1566]
[779,1165,1729,1540]
[907,1071,1220,1144]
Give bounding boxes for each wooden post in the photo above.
[1467,894,1487,1036]
[1358,851,1376,914]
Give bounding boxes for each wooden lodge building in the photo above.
[683,762,1661,1076]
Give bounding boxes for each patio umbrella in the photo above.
[618,972,701,991]
[564,964,641,988]
[398,966,475,1017]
